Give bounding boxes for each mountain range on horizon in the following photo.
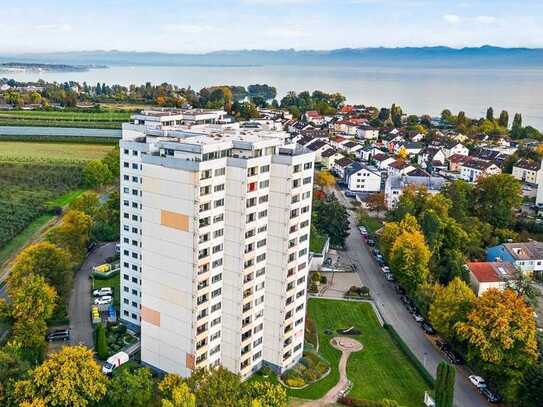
[1,46,543,68]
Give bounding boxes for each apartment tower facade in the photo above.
[119,109,314,378]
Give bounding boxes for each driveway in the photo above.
[332,188,488,407]
[68,242,116,348]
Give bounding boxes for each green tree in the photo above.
[95,324,108,360]
[512,113,523,138]
[14,345,107,407]
[312,194,350,247]
[499,110,509,128]
[0,343,30,407]
[475,174,522,228]
[184,367,242,407]
[441,109,452,123]
[390,229,431,295]
[47,210,92,265]
[517,363,543,407]
[69,191,101,219]
[486,107,494,122]
[83,160,112,189]
[429,277,475,340]
[102,146,120,178]
[106,368,154,407]
[435,362,456,407]
[441,180,474,222]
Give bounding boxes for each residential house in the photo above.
[395,142,424,157]
[344,163,381,192]
[384,175,447,209]
[466,262,517,296]
[512,159,542,185]
[486,241,543,278]
[442,141,469,159]
[359,146,384,162]
[407,168,431,177]
[305,139,331,162]
[321,148,345,170]
[332,157,355,178]
[340,141,363,155]
[418,146,446,169]
[303,111,325,126]
[333,118,366,136]
[356,125,379,140]
[448,154,471,172]
[372,153,396,170]
[387,160,415,177]
[289,121,313,134]
[459,158,502,182]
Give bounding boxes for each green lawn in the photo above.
[93,272,121,308]
[309,232,327,253]
[289,299,429,406]
[49,189,86,206]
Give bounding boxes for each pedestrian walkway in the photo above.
[302,336,363,406]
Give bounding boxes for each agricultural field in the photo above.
[0,110,131,129]
[0,141,114,255]
[0,141,113,162]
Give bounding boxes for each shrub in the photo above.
[95,323,108,360]
[360,286,370,296]
[320,275,327,284]
[310,282,319,293]
[286,377,305,388]
[311,272,322,282]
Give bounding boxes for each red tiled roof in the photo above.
[466,262,499,283]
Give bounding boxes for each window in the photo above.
[214,184,225,192]
[260,165,270,173]
[294,164,301,173]
[258,210,267,219]
[215,167,226,176]
[200,169,212,180]
[247,167,258,177]
[247,182,257,192]
[200,186,211,196]
[214,199,224,208]
[303,176,312,185]
[259,180,269,188]
[304,162,313,170]
[213,214,224,223]
[258,195,268,204]
[212,258,223,268]
[256,253,266,263]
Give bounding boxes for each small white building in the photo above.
[385,175,447,209]
[356,125,379,140]
[387,160,415,177]
[459,159,501,182]
[344,163,381,192]
[372,153,396,170]
[321,148,345,170]
[332,157,355,178]
[359,146,385,162]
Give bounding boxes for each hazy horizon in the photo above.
[2,1,543,53]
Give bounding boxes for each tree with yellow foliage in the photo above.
[1,274,57,362]
[389,228,431,295]
[428,277,475,340]
[314,170,336,188]
[14,346,107,407]
[162,383,196,407]
[396,146,409,160]
[379,214,420,259]
[47,210,92,265]
[456,289,538,399]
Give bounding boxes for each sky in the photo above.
[2,0,543,53]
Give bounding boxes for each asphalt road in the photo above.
[68,242,116,347]
[333,189,488,407]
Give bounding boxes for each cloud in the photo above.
[442,14,460,24]
[36,24,72,33]
[475,15,497,24]
[266,27,308,38]
[162,24,212,34]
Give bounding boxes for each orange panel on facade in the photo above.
[141,306,161,326]
[160,210,189,231]
[186,353,195,370]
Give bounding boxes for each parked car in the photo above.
[358,226,368,236]
[94,296,113,305]
[384,273,395,282]
[435,339,449,351]
[371,248,380,256]
[412,313,424,323]
[367,239,376,247]
[421,322,436,335]
[46,329,70,342]
[400,295,409,305]
[479,387,502,403]
[395,285,406,295]
[469,375,486,389]
[381,266,390,273]
[444,349,464,365]
[376,255,385,265]
[93,287,113,297]
[86,241,97,253]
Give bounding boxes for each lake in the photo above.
[5,64,543,130]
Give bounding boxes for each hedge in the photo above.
[383,323,435,388]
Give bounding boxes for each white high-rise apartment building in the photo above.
[119,109,314,378]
